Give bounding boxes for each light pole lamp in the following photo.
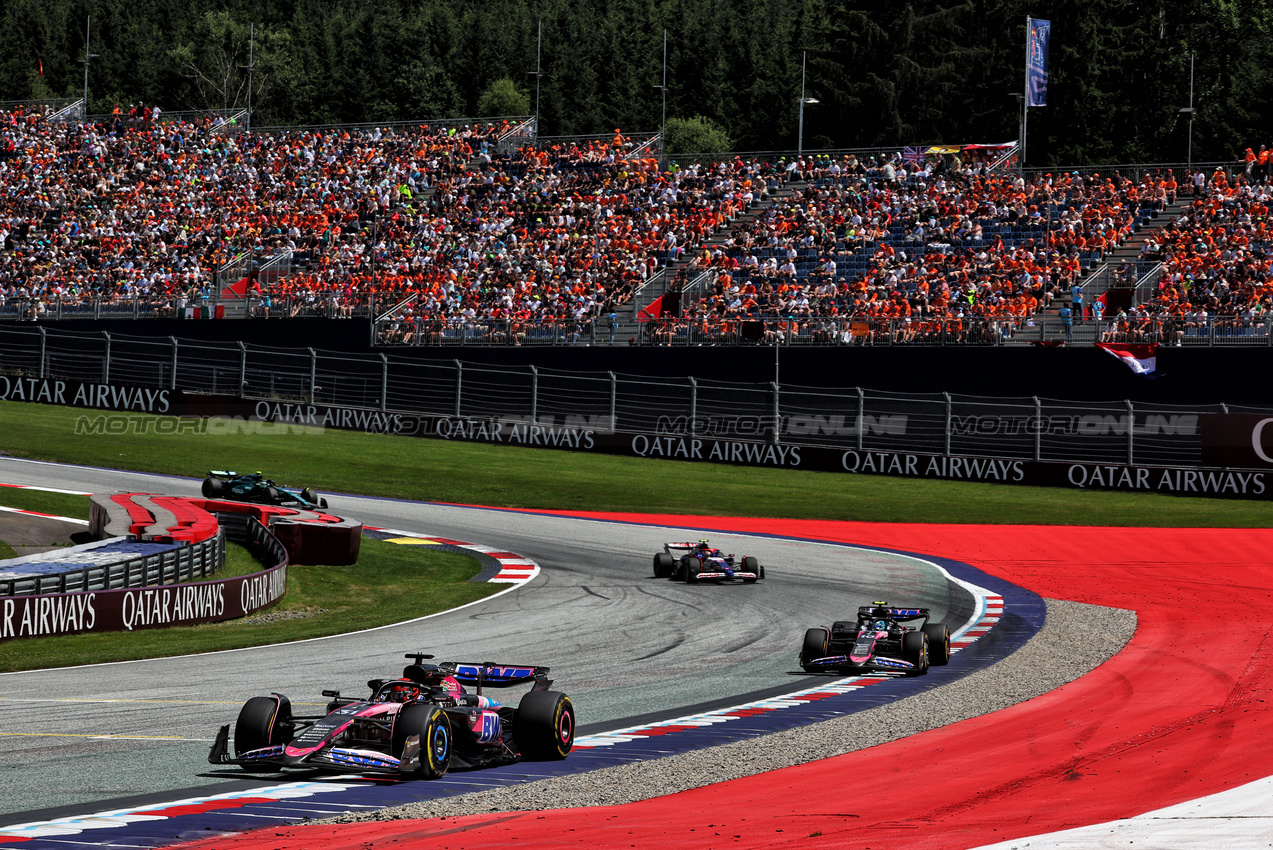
[797,50,818,156]
[527,20,544,130]
[652,29,667,163]
[80,16,99,113]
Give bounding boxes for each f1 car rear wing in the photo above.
[442,662,553,693]
[404,652,553,694]
[857,605,931,624]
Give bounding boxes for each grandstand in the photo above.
[1,101,1263,349]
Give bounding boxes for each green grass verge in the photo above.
[0,537,495,672]
[0,487,91,520]
[1,399,1271,527]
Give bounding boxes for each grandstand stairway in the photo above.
[615,175,804,344]
[1040,197,1187,342]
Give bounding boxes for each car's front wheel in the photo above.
[801,627,830,672]
[903,631,929,676]
[234,694,293,768]
[394,704,452,779]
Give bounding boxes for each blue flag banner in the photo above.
[1027,18,1051,107]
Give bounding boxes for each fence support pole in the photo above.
[1126,399,1135,466]
[944,392,952,457]
[689,377,697,437]
[170,336,178,390]
[238,342,247,398]
[609,371,617,432]
[380,354,389,412]
[38,327,47,378]
[857,387,865,451]
[771,381,780,445]
[102,332,110,384]
[454,360,463,417]
[1033,396,1042,462]
[308,348,317,404]
[530,365,539,422]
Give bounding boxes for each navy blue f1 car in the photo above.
[800,602,951,676]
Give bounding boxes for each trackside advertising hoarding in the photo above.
[11,377,1273,500]
[240,402,1271,500]
[0,564,287,641]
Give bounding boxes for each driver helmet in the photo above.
[384,682,421,703]
[873,619,890,631]
[697,539,711,549]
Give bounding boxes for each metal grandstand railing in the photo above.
[250,114,531,136]
[496,117,538,155]
[0,323,1262,471]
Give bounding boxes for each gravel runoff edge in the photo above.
[322,599,1134,823]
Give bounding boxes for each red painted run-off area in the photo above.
[179,515,1273,850]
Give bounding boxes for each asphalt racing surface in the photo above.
[0,457,981,827]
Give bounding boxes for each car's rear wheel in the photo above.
[265,486,282,503]
[394,704,452,779]
[903,631,929,676]
[234,694,293,769]
[801,627,830,672]
[923,623,951,666]
[516,691,575,760]
[202,477,223,498]
[653,552,675,578]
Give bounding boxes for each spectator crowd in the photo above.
[2,103,1268,345]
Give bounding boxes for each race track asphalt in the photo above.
[0,458,973,824]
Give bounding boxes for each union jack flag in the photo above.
[902,146,924,164]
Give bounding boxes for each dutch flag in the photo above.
[1095,342,1159,377]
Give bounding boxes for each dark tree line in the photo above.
[2,0,1268,165]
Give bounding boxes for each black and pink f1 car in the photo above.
[800,602,951,676]
[652,540,765,584]
[208,653,575,779]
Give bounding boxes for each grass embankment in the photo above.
[0,485,495,672]
[2,400,1270,527]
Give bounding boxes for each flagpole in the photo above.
[1022,16,1030,167]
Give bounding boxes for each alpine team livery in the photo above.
[208,652,575,779]
[800,602,951,676]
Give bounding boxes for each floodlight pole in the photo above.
[798,51,807,156]
[652,29,668,164]
[80,16,99,113]
[239,23,255,132]
[1187,52,1195,170]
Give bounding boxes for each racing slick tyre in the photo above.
[265,486,282,503]
[742,556,760,582]
[801,627,830,672]
[515,691,575,760]
[301,487,317,504]
[684,559,700,584]
[923,623,951,666]
[903,631,930,676]
[234,694,294,769]
[393,704,452,780]
[201,477,223,498]
[654,552,675,578]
